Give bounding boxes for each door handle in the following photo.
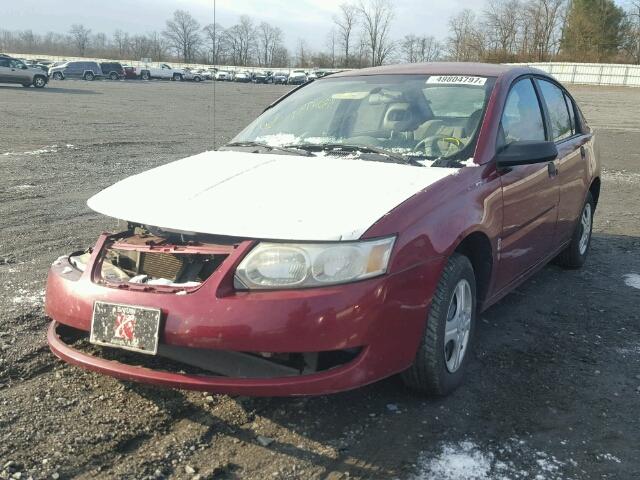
[547,161,558,178]
[580,146,586,159]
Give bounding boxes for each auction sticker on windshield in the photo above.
[426,76,487,86]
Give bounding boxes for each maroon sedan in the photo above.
[45,63,600,396]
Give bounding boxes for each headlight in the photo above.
[234,237,396,290]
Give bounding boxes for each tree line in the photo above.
[1,0,639,67]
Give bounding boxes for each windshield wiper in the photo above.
[221,141,313,156]
[284,143,423,167]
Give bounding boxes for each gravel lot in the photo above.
[0,79,639,480]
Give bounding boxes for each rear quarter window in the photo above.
[538,79,572,142]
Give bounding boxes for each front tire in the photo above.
[109,72,119,80]
[84,72,95,81]
[555,192,595,268]
[402,253,477,396]
[173,74,183,81]
[33,76,47,88]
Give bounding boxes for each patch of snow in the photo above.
[412,441,492,480]
[255,133,299,147]
[11,288,45,307]
[411,439,574,480]
[597,453,621,463]
[459,157,478,167]
[623,274,640,290]
[2,144,77,157]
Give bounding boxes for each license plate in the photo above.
[90,301,161,355]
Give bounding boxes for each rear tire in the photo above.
[141,71,150,81]
[402,253,477,396]
[555,192,595,269]
[84,72,95,81]
[52,72,63,80]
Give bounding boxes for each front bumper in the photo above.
[45,233,440,396]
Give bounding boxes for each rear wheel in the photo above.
[555,192,594,268]
[84,72,95,81]
[52,72,63,80]
[33,76,47,88]
[194,76,202,82]
[141,71,151,81]
[402,253,477,396]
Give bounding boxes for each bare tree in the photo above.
[520,0,566,61]
[113,30,130,58]
[203,23,225,64]
[483,0,521,61]
[333,3,359,67]
[163,10,202,62]
[69,24,91,56]
[326,27,338,67]
[402,35,441,63]
[130,35,152,60]
[225,16,256,66]
[256,22,283,67]
[148,32,168,62]
[622,0,640,63]
[447,9,485,61]
[358,0,396,66]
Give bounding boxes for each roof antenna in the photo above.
[212,0,217,150]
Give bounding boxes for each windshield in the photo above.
[231,74,496,163]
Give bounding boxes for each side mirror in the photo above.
[495,140,558,168]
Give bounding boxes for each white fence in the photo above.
[510,62,640,87]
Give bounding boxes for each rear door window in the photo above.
[500,78,546,145]
[537,79,573,142]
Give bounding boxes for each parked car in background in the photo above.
[0,54,48,88]
[138,63,183,81]
[215,70,230,81]
[49,61,102,81]
[252,71,268,84]
[100,62,125,80]
[123,66,138,80]
[272,71,289,84]
[288,70,307,85]
[234,71,252,83]
[45,63,600,397]
[182,68,206,82]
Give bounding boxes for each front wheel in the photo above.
[33,76,47,88]
[109,72,119,80]
[402,253,477,396]
[555,192,595,268]
[173,74,183,81]
[84,72,95,81]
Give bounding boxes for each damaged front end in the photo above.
[46,224,365,390]
[66,224,234,293]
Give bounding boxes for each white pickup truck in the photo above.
[136,63,184,81]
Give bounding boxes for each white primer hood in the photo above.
[87,150,455,241]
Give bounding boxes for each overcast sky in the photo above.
[1,0,631,51]
[2,0,486,50]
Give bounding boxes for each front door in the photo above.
[495,77,560,292]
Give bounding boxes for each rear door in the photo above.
[65,62,81,78]
[0,57,12,82]
[495,77,560,291]
[535,78,591,245]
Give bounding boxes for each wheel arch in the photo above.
[589,177,601,208]
[452,231,494,307]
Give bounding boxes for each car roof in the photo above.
[330,62,547,79]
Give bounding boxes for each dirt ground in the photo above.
[0,79,639,480]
